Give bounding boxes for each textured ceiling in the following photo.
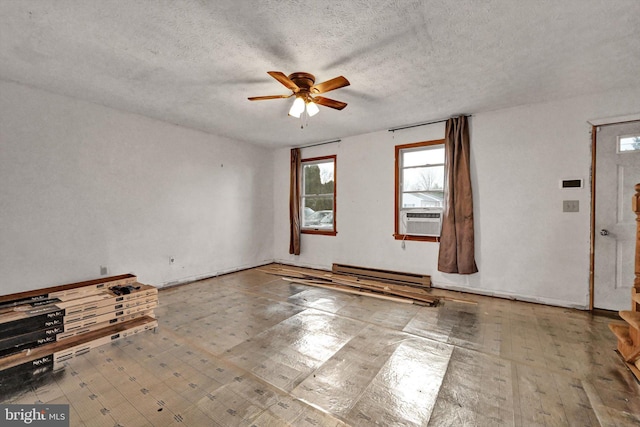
[1,1,639,148]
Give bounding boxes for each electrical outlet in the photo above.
[563,200,579,213]
[100,266,108,275]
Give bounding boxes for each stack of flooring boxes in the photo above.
[0,274,158,390]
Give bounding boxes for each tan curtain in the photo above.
[438,116,478,274]
[289,148,302,255]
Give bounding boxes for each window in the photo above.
[301,155,336,235]
[394,139,445,242]
[618,134,640,153]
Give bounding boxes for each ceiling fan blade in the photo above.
[311,76,350,94]
[313,96,348,110]
[248,94,293,101]
[267,71,299,92]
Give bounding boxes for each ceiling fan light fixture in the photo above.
[289,96,305,118]
[306,101,319,117]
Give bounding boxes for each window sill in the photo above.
[302,229,337,236]
[393,233,439,242]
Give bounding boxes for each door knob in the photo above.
[600,229,609,236]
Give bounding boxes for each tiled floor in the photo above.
[2,266,640,426]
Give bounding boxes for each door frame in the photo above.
[589,113,640,310]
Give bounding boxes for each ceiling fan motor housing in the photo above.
[288,72,315,93]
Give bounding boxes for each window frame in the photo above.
[394,139,445,242]
[301,155,337,236]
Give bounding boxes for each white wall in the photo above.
[0,80,274,294]
[273,86,640,308]
[4,78,639,308]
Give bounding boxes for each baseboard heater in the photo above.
[332,263,431,288]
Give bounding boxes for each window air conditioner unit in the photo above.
[400,208,442,237]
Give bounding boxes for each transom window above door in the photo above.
[618,134,640,153]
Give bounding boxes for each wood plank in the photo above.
[329,273,430,295]
[282,278,429,305]
[0,274,138,306]
[0,304,157,358]
[619,311,640,330]
[632,288,640,308]
[329,271,475,304]
[62,299,157,333]
[0,316,157,372]
[0,294,110,324]
[263,265,438,304]
[56,309,156,341]
[327,277,438,304]
[0,284,157,334]
[609,323,633,346]
[0,282,154,318]
[263,265,429,297]
[332,263,431,287]
[263,264,478,305]
[268,264,427,295]
[617,335,640,363]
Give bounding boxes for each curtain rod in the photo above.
[291,114,473,148]
[388,115,472,133]
[294,139,341,149]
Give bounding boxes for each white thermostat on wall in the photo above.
[559,178,583,189]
